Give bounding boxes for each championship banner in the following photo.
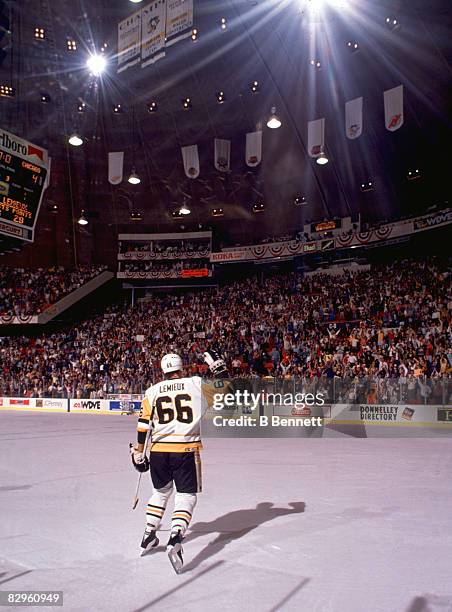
[165,0,193,47]
[181,144,200,178]
[141,0,167,68]
[108,152,124,185]
[345,97,363,139]
[117,9,142,73]
[214,138,231,172]
[245,131,262,167]
[307,118,325,157]
[384,85,404,132]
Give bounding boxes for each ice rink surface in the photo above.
[1,411,452,612]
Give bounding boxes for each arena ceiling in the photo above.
[1,0,451,242]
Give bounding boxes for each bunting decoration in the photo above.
[181,145,200,178]
[384,85,404,132]
[108,152,124,185]
[307,118,325,157]
[246,131,262,167]
[117,9,142,73]
[141,0,167,68]
[214,139,231,172]
[345,97,363,139]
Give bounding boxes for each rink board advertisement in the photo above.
[1,398,451,432]
[0,397,68,411]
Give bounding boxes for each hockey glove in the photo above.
[203,349,229,378]
[130,444,150,473]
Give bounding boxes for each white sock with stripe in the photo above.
[146,482,172,532]
[171,492,197,536]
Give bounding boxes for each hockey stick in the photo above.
[130,427,152,510]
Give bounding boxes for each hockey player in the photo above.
[130,349,229,574]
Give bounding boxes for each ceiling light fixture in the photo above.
[78,211,88,225]
[267,106,281,129]
[86,53,107,76]
[128,169,141,185]
[68,132,83,146]
[316,150,329,165]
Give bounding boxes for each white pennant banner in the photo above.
[166,0,193,47]
[181,145,200,179]
[307,118,325,157]
[246,131,262,167]
[214,139,231,172]
[345,97,363,139]
[108,152,124,185]
[141,0,167,68]
[117,9,142,73]
[43,157,51,190]
[384,85,404,132]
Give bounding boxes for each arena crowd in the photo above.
[0,258,450,401]
[0,265,108,317]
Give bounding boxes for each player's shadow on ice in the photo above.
[183,501,305,572]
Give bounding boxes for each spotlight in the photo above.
[180,203,191,215]
[78,102,86,113]
[294,195,307,206]
[250,80,259,93]
[113,104,123,113]
[191,28,198,41]
[182,97,192,110]
[172,209,183,219]
[346,40,359,53]
[253,201,265,213]
[128,169,141,185]
[267,106,281,129]
[86,53,107,76]
[407,169,421,181]
[220,17,227,30]
[34,27,45,40]
[212,208,224,217]
[147,101,157,113]
[310,59,322,70]
[130,211,142,221]
[49,204,58,213]
[216,91,225,104]
[0,84,14,97]
[78,210,88,225]
[67,39,77,52]
[68,132,83,146]
[316,150,329,165]
[385,16,401,31]
[40,92,50,104]
[360,181,374,192]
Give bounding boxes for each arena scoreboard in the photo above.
[0,128,49,242]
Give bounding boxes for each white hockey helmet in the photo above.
[161,353,183,374]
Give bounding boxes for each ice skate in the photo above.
[140,529,159,556]
[167,530,184,574]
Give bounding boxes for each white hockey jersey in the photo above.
[137,376,227,453]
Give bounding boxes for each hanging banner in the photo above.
[307,118,325,157]
[43,157,51,190]
[181,144,200,178]
[108,152,124,185]
[245,131,262,167]
[214,139,231,172]
[345,97,363,139]
[117,9,142,73]
[384,85,404,132]
[141,0,167,68]
[165,0,194,47]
